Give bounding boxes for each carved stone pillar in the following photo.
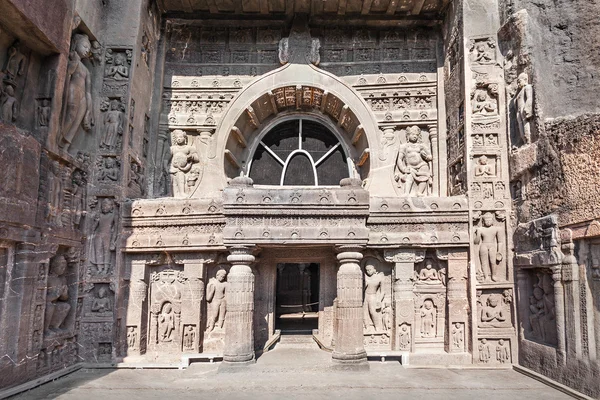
[439,249,469,353]
[11,243,37,366]
[428,124,439,196]
[332,245,367,366]
[515,268,530,340]
[384,249,424,352]
[551,265,567,365]
[223,245,255,364]
[125,256,148,356]
[561,237,582,358]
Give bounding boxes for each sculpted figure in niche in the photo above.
[44,255,71,333]
[158,302,175,342]
[1,84,18,123]
[475,156,494,177]
[528,273,556,343]
[90,198,117,275]
[398,324,410,350]
[496,339,509,363]
[105,52,129,80]
[479,339,491,363]
[474,43,493,64]
[206,269,228,332]
[382,300,392,331]
[47,161,64,226]
[183,326,195,350]
[418,260,440,284]
[480,294,507,326]
[394,126,432,197]
[71,170,86,228]
[91,287,111,313]
[474,212,505,282]
[168,130,199,197]
[515,72,533,145]
[38,99,51,127]
[58,33,94,151]
[452,323,464,350]
[102,100,124,149]
[99,157,119,182]
[3,40,26,81]
[127,327,137,349]
[472,91,498,116]
[420,299,436,338]
[363,263,385,333]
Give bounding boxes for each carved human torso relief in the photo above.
[473,211,506,282]
[362,257,392,349]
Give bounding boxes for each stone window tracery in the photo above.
[249,118,349,186]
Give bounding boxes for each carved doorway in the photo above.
[275,263,320,332]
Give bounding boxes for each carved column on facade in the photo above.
[174,253,215,353]
[125,256,148,356]
[384,249,424,352]
[551,265,566,365]
[333,245,367,365]
[154,128,170,196]
[515,268,530,340]
[428,124,440,196]
[561,230,581,358]
[223,246,255,364]
[438,249,469,353]
[10,243,38,368]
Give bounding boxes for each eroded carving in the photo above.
[58,33,94,151]
[44,255,71,335]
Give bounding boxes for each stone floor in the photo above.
[11,347,572,400]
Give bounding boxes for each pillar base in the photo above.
[218,358,256,373]
[331,351,370,371]
[331,350,368,365]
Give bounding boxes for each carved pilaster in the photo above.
[428,124,439,196]
[561,235,582,358]
[551,265,566,365]
[332,245,367,365]
[125,256,149,356]
[439,249,469,353]
[223,246,255,364]
[384,249,425,352]
[515,268,530,341]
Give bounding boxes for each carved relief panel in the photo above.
[203,264,229,354]
[361,255,392,350]
[148,266,186,353]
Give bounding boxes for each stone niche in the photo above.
[361,254,393,350]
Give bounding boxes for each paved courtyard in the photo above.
[11,347,573,400]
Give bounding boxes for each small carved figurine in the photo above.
[1,85,18,123]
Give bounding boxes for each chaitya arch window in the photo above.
[248,118,350,186]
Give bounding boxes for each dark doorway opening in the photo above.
[275,263,319,333]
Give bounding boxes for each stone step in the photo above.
[276,334,319,349]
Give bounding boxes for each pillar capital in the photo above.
[227,245,256,265]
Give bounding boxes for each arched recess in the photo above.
[212,62,381,189]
